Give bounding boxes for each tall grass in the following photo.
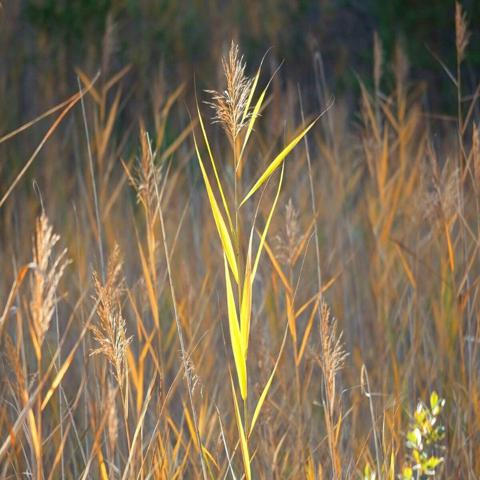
[0,5,479,477]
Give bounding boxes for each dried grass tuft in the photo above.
[455,2,470,62]
[206,42,253,145]
[30,213,69,352]
[90,245,132,386]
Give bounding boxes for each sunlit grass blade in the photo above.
[286,293,297,343]
[444,221,455,273]
[262,238,292,295]
[252,163,284,280]
[241,52,266,126]
[230,375,251,480]
[225,257,247,400]
[249,321,289,436]
[249,366,275,437]
[194,133,239,283]
[239,58,282,170]
[296,294,321,366]
[240,117,319,206]
[240,235,253,356]
[238,85,267,171]
[196,100,234,232]
[41,345,77,410]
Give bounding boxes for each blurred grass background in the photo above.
[1,1,480,478]
[2,0,480,123]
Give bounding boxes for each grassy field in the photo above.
[0,4,479,479]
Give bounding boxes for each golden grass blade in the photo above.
[0,72,100,209]
[0,93,83,145]
[0,264,30,336]
[241,54,264,126]
[240,236,253,356]
[444,222,455,273]
[196,101,234,231]
[252,163,284,280]
[195,134,239,283]
[75,68,101,104]
[296,294,321,365]
[262,238,292,296]
[121,373,156,480]
[230,375,251,480]
[238,85,267,170]
[225,257,247,400]
[249,320,289,436]
[291,215,318,265]
[286,294,297,344]
[295,291,319,319]
[240,118,318,206]
[239,57,281,172]
[104,64,132,93]
[41,344,77,410]
[249,365,275,437]
[136,233,160,329]
[97,448,109,480]
[394,243,417,289]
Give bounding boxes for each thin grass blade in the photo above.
[196,101,234,231]
[195,134,239,283]
[225,257,247,399]
[241,117,318,206]
[230,375,251,480]
[252,163,284,280]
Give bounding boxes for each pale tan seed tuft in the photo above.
[90,245,132,386]
[455,2,470,62]
[206,42,253,145]
[30,213,69,350]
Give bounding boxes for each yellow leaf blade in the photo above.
[196,101,233,231]
[252,163,284,280]
[230,375,251,480]
[249,365,275,437]
[41,346,76,410]
[225,257,247,400]
[249,319,289,437]
[240,237,253,356]
[241,117,318,205]
[194,134,239,283]
[239,86,267,170]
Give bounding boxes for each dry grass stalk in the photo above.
[132,129,162,221]
[4,334,27,401]
[319,302,347,416]
[30,213,69,356]
[90,245,131,386]
[455,2,470,63]
[317,300,348,478]
[472,123,480,188]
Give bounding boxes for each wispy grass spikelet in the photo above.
[30,213,69,354]
[319,301,348,416]
[90,245,132,386]
[455,2,470,62]
[206,42,253,146]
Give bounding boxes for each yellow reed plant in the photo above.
[194,42,318,478]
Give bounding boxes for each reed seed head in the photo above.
[206,42,253,145]
[90,245,131,386]
[30,213,69,350]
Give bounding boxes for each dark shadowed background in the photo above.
[2,0,479,125]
